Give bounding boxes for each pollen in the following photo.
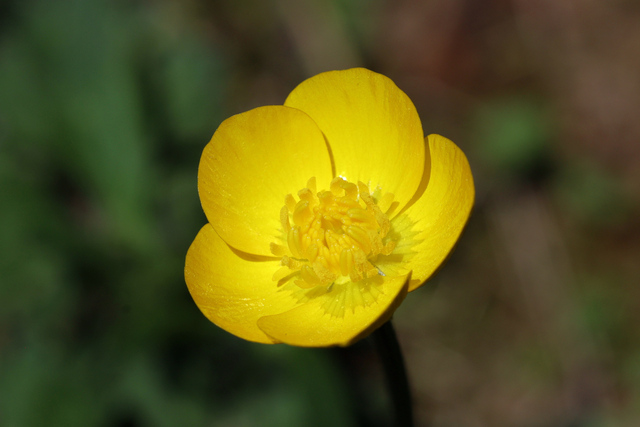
[271,176,396,290]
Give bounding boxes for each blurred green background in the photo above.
[1,0,640,426]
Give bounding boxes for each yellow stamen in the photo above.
[339,249,353,276]
[270,243,287,257]
[330,177,343,195]
[285,193,296,212]
[345,225,372,254]
[293,200,311,226]
[295,279,318,289]
[300,265,321,286]
[347,207,374,223]
[272,266,291,282]
[287,227,302,258]
[339,180,358,199]
[306,176,317,194]
[377,192,395,214]
[280,206,290,231]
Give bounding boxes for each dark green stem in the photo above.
[371,321,414,427]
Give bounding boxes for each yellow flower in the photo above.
[185,68,474,347]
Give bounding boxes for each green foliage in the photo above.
[555,161,630,227]
[473,96,552,176]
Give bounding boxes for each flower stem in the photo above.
[371,321,414,427]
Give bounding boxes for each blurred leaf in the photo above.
[151,33,227,142]
[555,161,630,227]
[0,341,102,427]
[474,96,551,174]
[0,160,72,324]
[333,0,381,52]
[158,168,205,251]
[576,275,630,351]
[4,0,157,252]
[112,354,207,427]
[0,35,56,144]
[255,345,356,427]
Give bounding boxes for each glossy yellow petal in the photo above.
[199,106,333,256]
[185,224,302,344]
[380,135,474,291]
[257,273,411,347]
[284,68,424,214]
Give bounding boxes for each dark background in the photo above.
[1,0,640,426]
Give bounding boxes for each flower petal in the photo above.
[185,224,302,344]
[284,68,425,214]
[256,273,411,347]
[380,134,475,291]
[199,106,333,256]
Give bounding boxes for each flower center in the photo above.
[271,177,396,290]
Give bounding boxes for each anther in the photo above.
[288,227,302,258]
[339,180,358,199]
[270,242,287,257]
[300,265,321,286]
[377,192,395,213]
[347,207,373,223]
[285,194,296,212]
[293,200,311,226]
[330,177,344,195]
[280,206,290,230]
[306,177,317,194]
[345,225,372,254]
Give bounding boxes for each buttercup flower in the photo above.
[185,68,474,347]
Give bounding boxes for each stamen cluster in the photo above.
[271,177,396,289]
